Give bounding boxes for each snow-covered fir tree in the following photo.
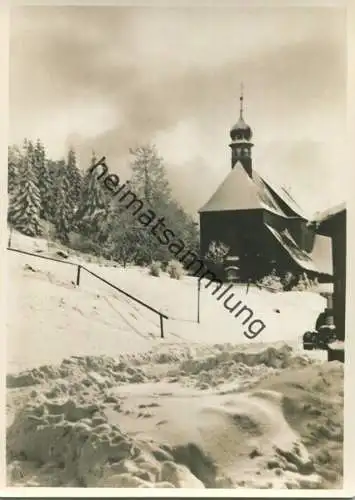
[66,147,82,216]
[33,139,54,221]
[54,161,72,244]
[8,140,42,237]
[47,159,62,208]
[8,145,22,197]
[127,145,199,264]
[76,152,109,242]
[130,144,172,207]
[105,203,142,266]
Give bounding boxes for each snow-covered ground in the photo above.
[6,232,342,490]
[6,231,326,373]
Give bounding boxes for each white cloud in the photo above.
[9,6,346,212]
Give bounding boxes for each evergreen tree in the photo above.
[54,161,72,244]
[8,140,41,237]
[125,145,171,263]
[66,147,82,214]
[47,159,62,200]
[33,139,54,221]
[164,199,199,256]
[130,144,171,207]
[127,145,199,265]
[45,159,61,222]
[76,152,109,243]
[106,203,142,266]
[8,144,22,196]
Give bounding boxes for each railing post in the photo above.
[76,265,81,286]
[8,226,13,249]
[160,315,164,339]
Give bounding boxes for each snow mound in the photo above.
[7,354,148,390]
[6,345,343,489]
[8,395,138,487]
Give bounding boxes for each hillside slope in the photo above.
[6,232,341,490]
[7,231,326,372]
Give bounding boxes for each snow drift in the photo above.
[7,344,343,489]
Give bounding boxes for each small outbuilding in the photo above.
[314,203,346,345]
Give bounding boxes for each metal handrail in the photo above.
[7,246,168,338]
[7,247,77,266]
[81,265,168,319]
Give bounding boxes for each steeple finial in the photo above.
[230,82,252,142]
[240,82,244,118]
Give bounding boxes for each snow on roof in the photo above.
[313,202,346,224]
[251,170,285,214]
[259,202,286,216]
[262,179,309,219]
[265,224,318,273]
[199,163,285,215]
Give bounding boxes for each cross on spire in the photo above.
[240,82,244,118]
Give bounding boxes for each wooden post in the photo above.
[197,278,201,324]
[76,265,81,286]
[8,226,13,249]
[160,315,164,339]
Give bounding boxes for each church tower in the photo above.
[229,85,254,177]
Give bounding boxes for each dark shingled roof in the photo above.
[265,224,318,272]
[265,224,332,275]
[262,179,308,219]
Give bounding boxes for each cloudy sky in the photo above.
[9,5,346,217]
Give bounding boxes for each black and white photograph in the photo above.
[3,2,349,492]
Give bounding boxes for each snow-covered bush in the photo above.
[258,270,284,292]
[258,270,317,292]
[281,271,294,291]
[68,232,102,257]
[149,261,162,277]
[291,273,315,292]
[166,259,185,280]
[205,240,230,264]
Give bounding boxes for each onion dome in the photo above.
[230,87,252,141]
[230,116,252,141]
